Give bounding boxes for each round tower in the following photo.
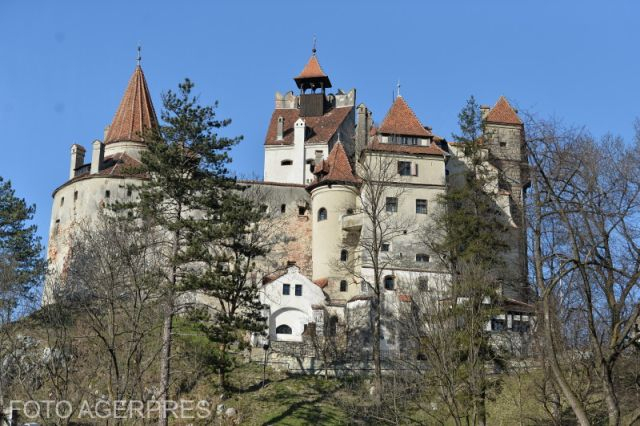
[307,142,359,300]
[44,61,158,304]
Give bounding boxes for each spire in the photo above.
[378,96,431,137]
[485,96,522,125]
[104,63,159,144]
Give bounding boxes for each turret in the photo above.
[307,142,359,300]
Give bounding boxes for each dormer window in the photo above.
[281,160,293,166]
[390,135,419,145]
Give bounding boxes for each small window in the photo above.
[386,197,398,213]
[318,208,327,221]
[295,284,302,296]
[276,324,292,334]
[60,197,64,206]
[340,280,348,292]
[105,190,111,198]
[340,249,348,262]
[346,208,354,215]
[74,191,78,201]
[384,275,395,290]
[282,284,290,295]
[500,141,507,147]
[416,253,430,262]
[416,199,428,214]
[381,242,390,252]
[398,161,411,176]
[418,276,429,288]
[281,159,293,166]
[491,318,506,331]
[127,188,133,196]
[280,204,286,213]
[298,206,307,215]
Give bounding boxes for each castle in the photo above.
[44,50,533,358]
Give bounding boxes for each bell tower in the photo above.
[293,46,332,117]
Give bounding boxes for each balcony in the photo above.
[341,212,363,231]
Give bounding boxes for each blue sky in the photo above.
[1,0,639,248]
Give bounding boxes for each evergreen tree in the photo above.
[131,79,241,426]
[186,189,270,387]
[0,177,43,323]
[425,96,510,425]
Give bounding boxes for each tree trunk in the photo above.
[543,297,591,426]
[372,295,383,404]
[219,343,227,388]
[601,362,620,426]
[158,301,174,426]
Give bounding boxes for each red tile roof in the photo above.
[296,54,328,79]
[378,96,431,137]
[399,294,412,303]
[264,106,352,146]
[308,142,358,189]
[313,278,329,289]
[105,66,159,144]
[365,138,446,157]
[485,96,522,125]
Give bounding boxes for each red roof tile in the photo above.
[264,106,352,146]
[308,142,358,189]
[105,66,159,144]
[296,54,328,79]
[313,278,329,289]
[366,139,446,157]
[485,96,522,125]
[378,97,431,137]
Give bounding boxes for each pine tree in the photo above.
[131,79,241,426]
[186,189,269,387]
[427,96,510,425]
[0,177,43,323]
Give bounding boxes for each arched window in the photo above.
[340,249,348,262]
[384,275,395,290]
[340,280,348,292]
[318,208,327,221]
[281,159,293,166]
[276,324,292,334]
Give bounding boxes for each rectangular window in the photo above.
[105,190,111,198]
[381,242,390,252]
[416,199,428,214]
[295,284,302,296]
[74,191,78,201]
[127,188,133,197]
[416,253,430,262]
[282,284,290,295]
[386,197,398,213]
[398,161,411,176]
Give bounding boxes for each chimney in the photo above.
[276,116,284,141]
[294,118,306,144]
[480,105,491,120]
[90,140,104,175]
[314,150,323,166]
[69,144,86,180]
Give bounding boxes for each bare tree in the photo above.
[527,116,640,426]
[348,151,414,401]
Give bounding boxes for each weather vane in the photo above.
[312,35,317,55]
[137,45,142,66]
[397,80,401,98]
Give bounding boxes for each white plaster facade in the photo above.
[260,265,326,342]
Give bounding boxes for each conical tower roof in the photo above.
[485,96,522,125]
[378,96,431,137]
[105,65,158,144]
